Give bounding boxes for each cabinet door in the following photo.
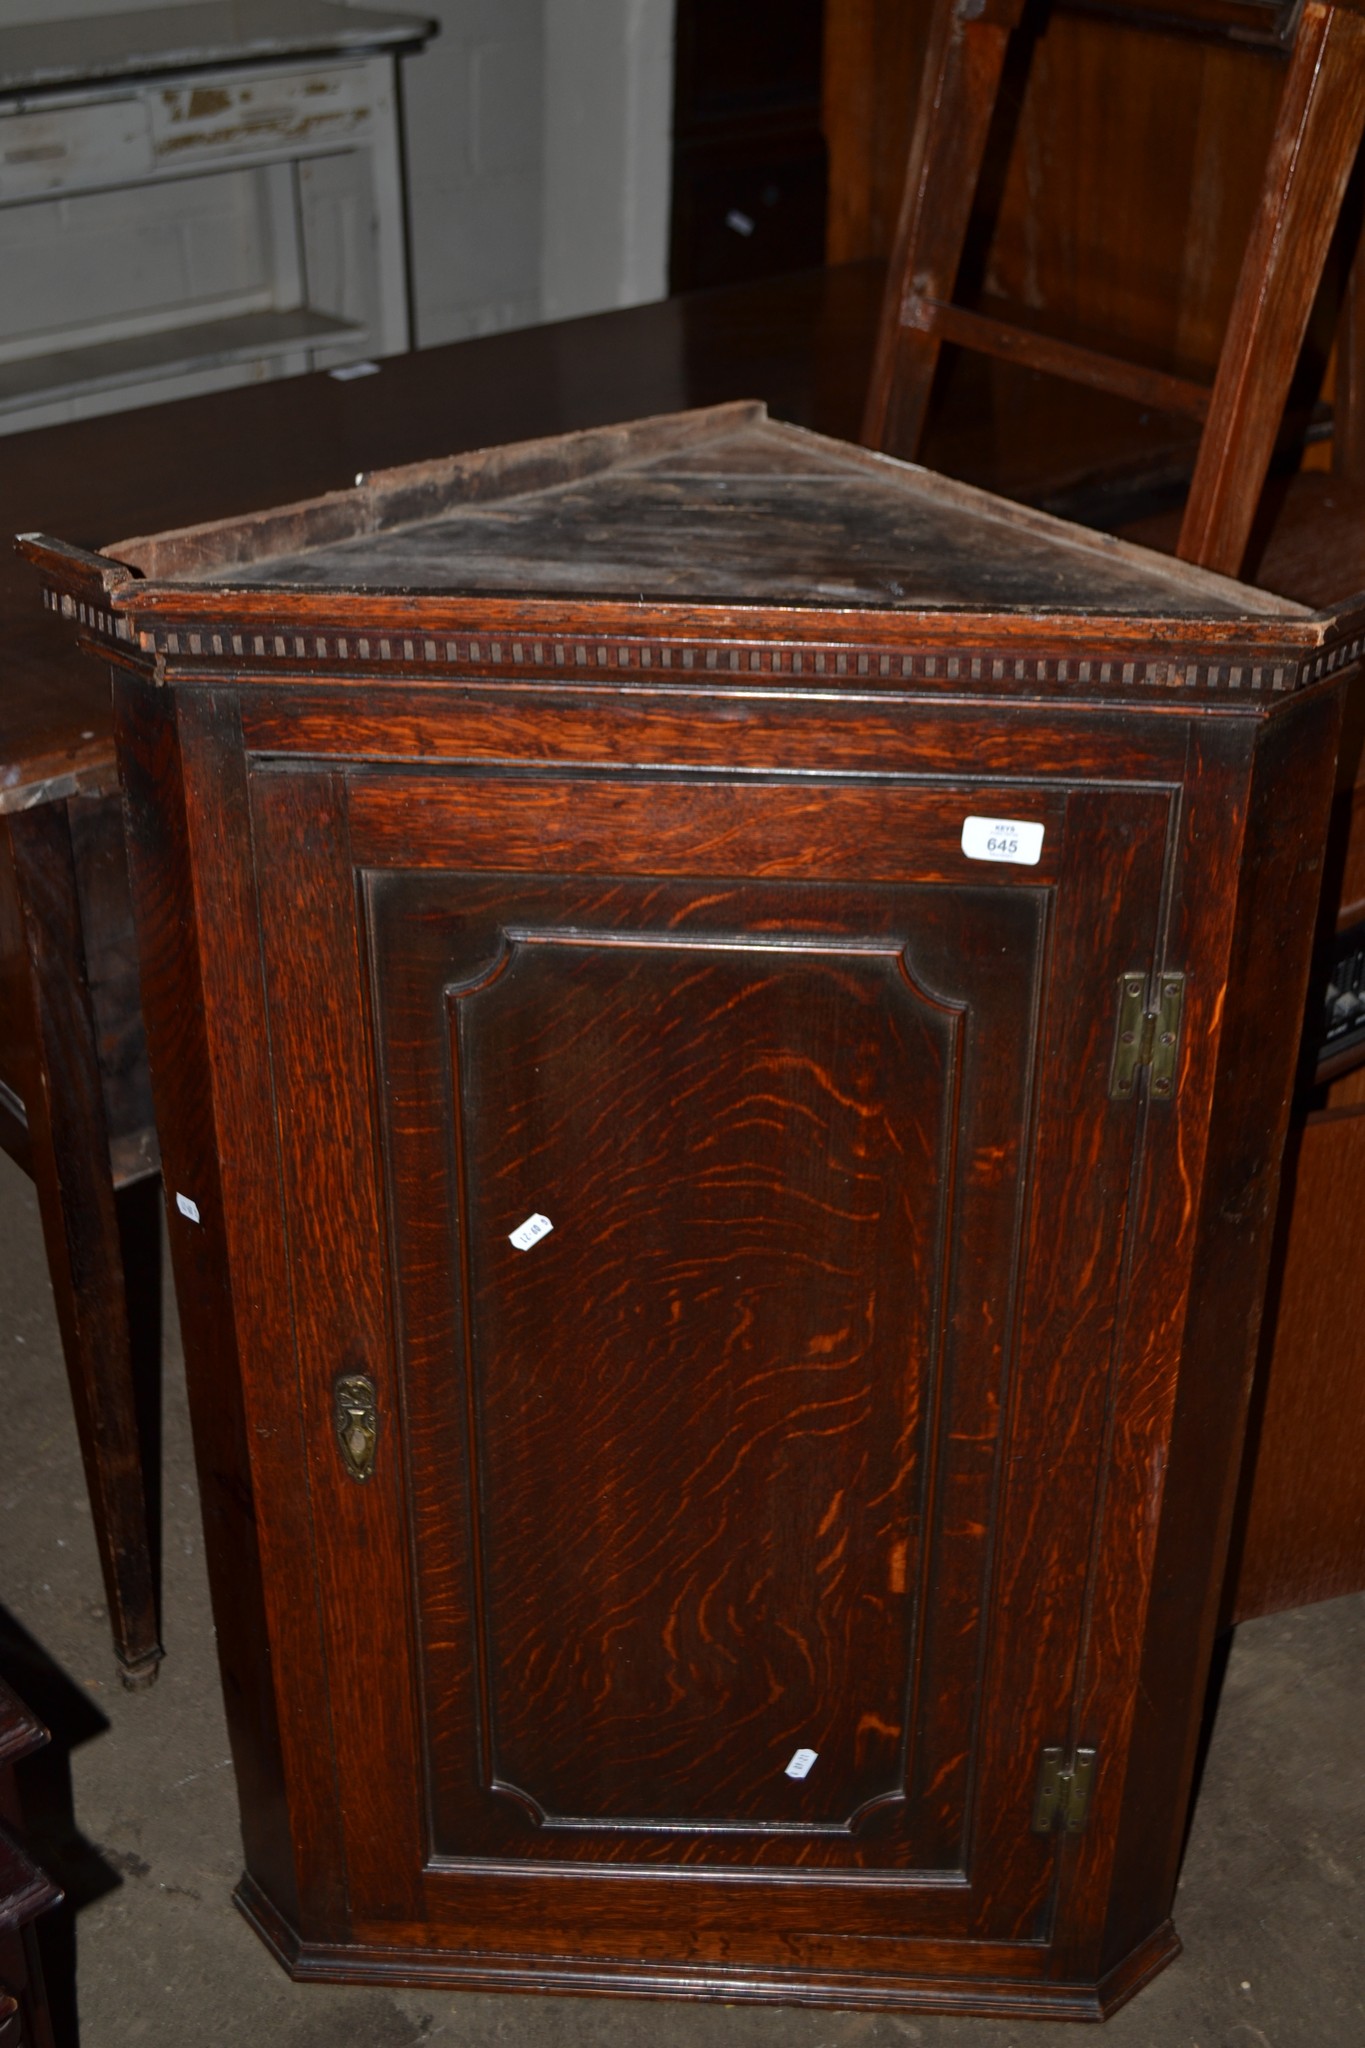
[247,762,1170,1964]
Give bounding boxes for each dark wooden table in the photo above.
[4,259,1363,1685]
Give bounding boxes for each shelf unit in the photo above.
[0,1,432,435]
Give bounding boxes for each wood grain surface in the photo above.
[16,311,1358,2013]
[66,398,1351,2006]
[1178,0,1365,571]
[1,802,161,1683]
[1227,1105,1365,1617]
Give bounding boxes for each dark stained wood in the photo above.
[249,764,424,1924]
[13,260,1192,1699]
[101,406,1293,621]
[860,0,1026,459]
[823,0,923,267]
[835,0,1365,1632]
[1227,1106,1365,1618]
[1068,0,1299,38]
[1094,683,1345,1970]
[1332,245,1365,485]
[0,1680,59,2048]
[1177,0,1365,571]
[66,795,156,1186]
[0,267,887,1691]
[0,838,30,1176]
[1117,480,1365,1627]
[363,866,1035,1872]
[112,676,312,1933]
[3,250,1362,1722]
[980,14,1284,376]
[26,406,1355,2015]
[862,0,1365,582]
[1128,471,1365,608]
[827,4,1285,370]
[904,296,1213,421]
[0,803,161,1688]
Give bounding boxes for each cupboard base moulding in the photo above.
[234,1874,1182,2021]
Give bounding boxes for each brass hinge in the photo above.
[1109,971,1184,1102]
[1031,1745,1098,1835]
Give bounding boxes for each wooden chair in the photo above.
[861,0,1365,578]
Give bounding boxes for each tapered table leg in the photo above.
[3,804,162,1688]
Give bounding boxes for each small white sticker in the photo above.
[509,1212,553,1252]
[785,1747,818,1780]
[328,359,380,382]
[961,815,1045,866]
[175,1193,201,1223]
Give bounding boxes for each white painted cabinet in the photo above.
[0,1,432,433]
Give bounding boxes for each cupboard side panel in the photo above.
[965,789,1171,1935]
[249,768,425,1919]
[1099,682,1348,1977]
[111,672,315,1930]
[1050,723,1249,1981]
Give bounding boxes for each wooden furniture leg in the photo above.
[1330,221,1365,483]
[2,805,162,1689]
[0,1680,60,2048]
[860,0,1026,458]
[1177,0,1365,574]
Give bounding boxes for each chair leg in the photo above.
[861,0,1026,460]
[1178,0,1365,576]
[1332,214,1365,485]
[7,804,163,1689]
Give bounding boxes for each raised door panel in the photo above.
[370,867,1027,1882]
[247,764,1170,1958]
[446,921,950,1837]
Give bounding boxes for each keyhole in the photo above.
[334,1372,377,1480]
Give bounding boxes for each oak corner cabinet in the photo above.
[22,402,1363,2020]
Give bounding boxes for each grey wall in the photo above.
[405,0,676,344]
[542,0,673,324]
[0,0,675,349]
[402,0,545,345]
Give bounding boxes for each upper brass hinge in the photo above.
[1109,971,1184,1102]
[1031,1744,1098,1835]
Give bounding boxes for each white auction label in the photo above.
[785,1747,819,1781]
[509,1212,554,1252]
[960,815,1045,866]
[175,1192,201,1223]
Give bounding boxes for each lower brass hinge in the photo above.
[1110,971,1184,1102]
[1031,1745,1098,1835]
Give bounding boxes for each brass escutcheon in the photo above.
[334,1372,378,1482]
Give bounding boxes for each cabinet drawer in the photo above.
[0,95,152,200]
[149,63,377,167]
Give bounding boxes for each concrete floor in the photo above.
[1,1146,1362,2048]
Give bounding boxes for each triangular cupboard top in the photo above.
[22,402,1365,712]
[103,402,1302,622]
